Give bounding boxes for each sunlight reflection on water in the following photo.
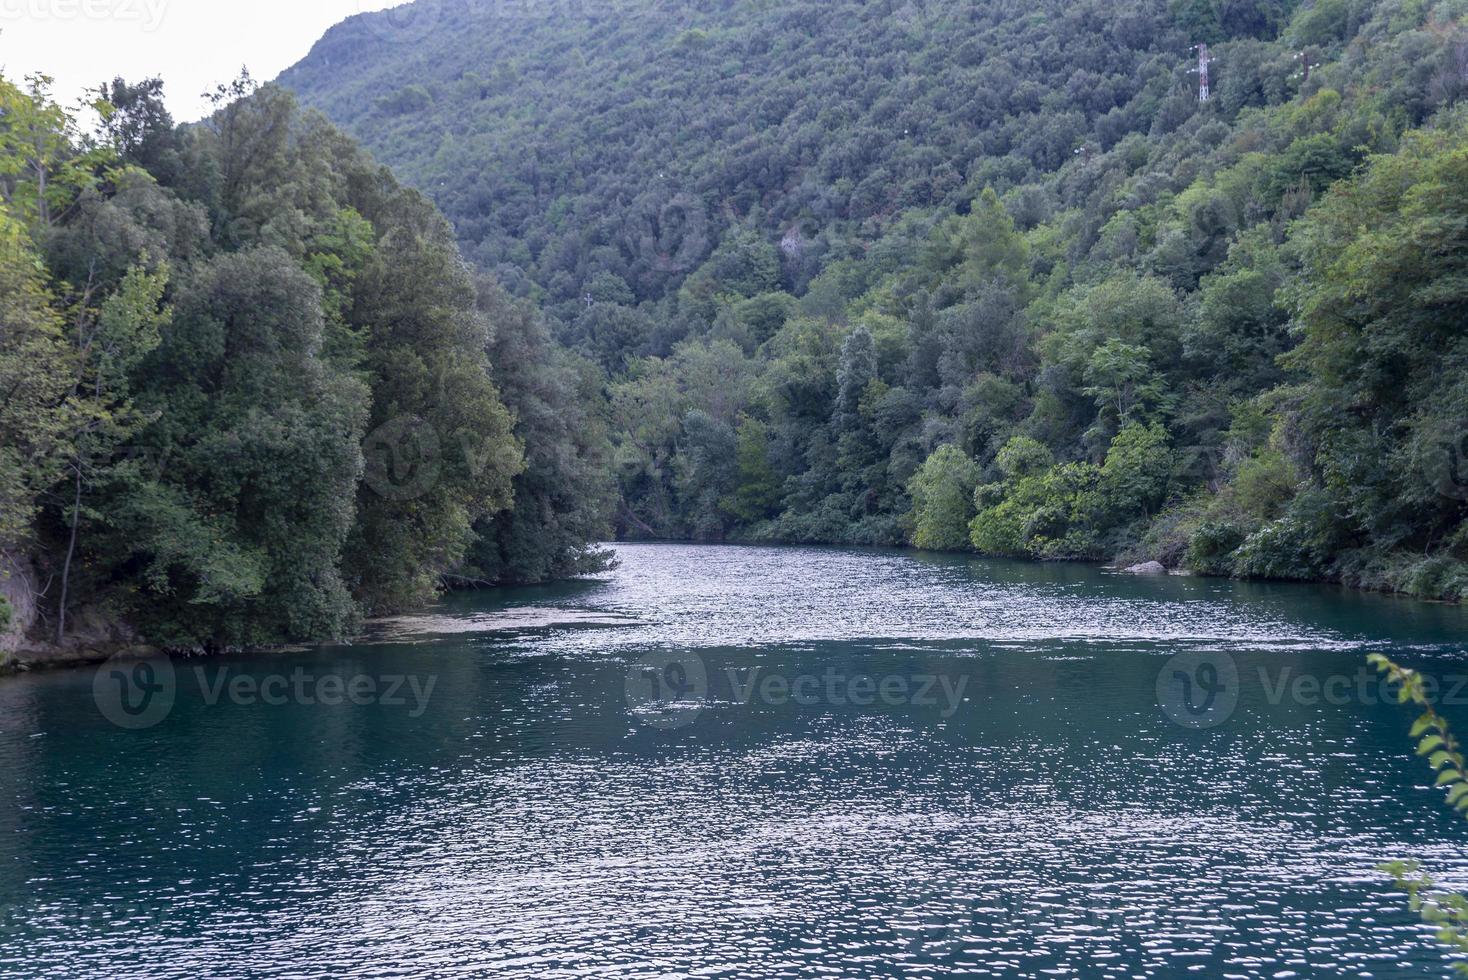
[3,543,1468,978]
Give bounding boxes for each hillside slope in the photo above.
[283,0,1468,599]
[284,0,1214,309]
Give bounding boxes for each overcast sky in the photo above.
[2,0,411,121]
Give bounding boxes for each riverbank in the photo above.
[0,553,155,674]
[627,531,1468,605]
[8,536,1460,678]
[2,633,321,677]
[2,639,163,676]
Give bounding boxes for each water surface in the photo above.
[3,543,1468,978]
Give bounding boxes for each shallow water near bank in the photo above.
[2,543,1468,978]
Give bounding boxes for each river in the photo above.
[2,543,1468,977]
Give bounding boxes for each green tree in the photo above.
[833,326,877,436]
[0,207,70,549]
[118,247,367,644]
[674,409,739,539]
[1100,423,1175,519]
[0,74,105,228]
[344,198,523,612]
[0,70,616,652]
[722,417,783,524]
[1280,125,1468,597]
[458,281,615,585]
[1083,340,1168,434]
[52,264,170,642]
[971,461,1104,560]
[692,227,780,299]
[908,445,980,551]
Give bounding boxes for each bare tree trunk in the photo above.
[56,461,82,645]
[34,158,48,227]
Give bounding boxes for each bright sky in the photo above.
[1,0,412,122]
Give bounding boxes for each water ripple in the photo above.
[2,544,1468,977]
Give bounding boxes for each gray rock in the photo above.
[1123,561,1168,575]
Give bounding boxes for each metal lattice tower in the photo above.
[1196,43,1215,102]
[1294,49,1312,83]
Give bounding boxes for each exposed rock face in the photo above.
[10,609,160,671]
[0,553,40,661]
[1,553,158,672]
[1123,561,1168,575]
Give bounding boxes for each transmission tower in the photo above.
[1293,49,1313,83]
[1191,43,1216,102]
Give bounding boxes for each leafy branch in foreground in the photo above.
[1368,653,1468,973]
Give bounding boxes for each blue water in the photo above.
[2,543,1468,977]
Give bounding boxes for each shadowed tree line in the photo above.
[0,74,614,651]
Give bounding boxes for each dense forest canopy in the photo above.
[281,0,1468,600]
[285,0,1220,312]
[5,0,1468,658]
[0,73,614,653]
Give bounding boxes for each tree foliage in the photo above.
[0,73,612,650]
[1369,654,1468,974]
[280,0,1468,598]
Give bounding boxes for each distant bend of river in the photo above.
[3,543,1468,978]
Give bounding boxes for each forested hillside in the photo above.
[285,0,1213,311]
[0,74,612,656]
[283,0,1468,601]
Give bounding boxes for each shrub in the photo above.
[1187,521,1250,575]
[908,445,980,551]
[1231,489,1340,579]
[970,460,1105,560]
[1100,422,1174,517]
